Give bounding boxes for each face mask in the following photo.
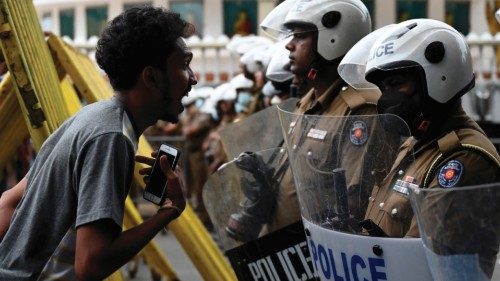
[236,92,253,113]
[237,92,253,106]
[377,88,422,130]
[195,99,204,108]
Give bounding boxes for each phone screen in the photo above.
[145,146,178,201]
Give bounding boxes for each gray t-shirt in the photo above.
[0,97,137,280]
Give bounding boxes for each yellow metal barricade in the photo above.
[0,0,68,150]
[0,74,28,170]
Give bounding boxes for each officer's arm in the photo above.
[407,150,500,236]
[0,176,27,241]
[406,151,500,276]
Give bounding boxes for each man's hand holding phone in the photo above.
[136,144,185,218]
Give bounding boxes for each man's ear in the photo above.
[142,66,158,89]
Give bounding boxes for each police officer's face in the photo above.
[376,71,423,128]
[379,73,417,97]
[157,38,197,123]
[286,27,315,76]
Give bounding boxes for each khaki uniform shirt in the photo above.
[263,79,382,233]
[365,107,500,239]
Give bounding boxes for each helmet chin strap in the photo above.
[305,56,320,81]
[413,113,431,138]
[307,68,318,80]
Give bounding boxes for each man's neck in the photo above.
[115,91,153,137]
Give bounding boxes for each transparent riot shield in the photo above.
[409,183,500,281]
[219,98,298,160]
[203,147,315,281]
[278,107,434,281]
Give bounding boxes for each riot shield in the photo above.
[409,183,500,280]
[203,148,315,280]
[278,108,434,281]
[219,98,298,160]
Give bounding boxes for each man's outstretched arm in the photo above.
[75,154,186,281]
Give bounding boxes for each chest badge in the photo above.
[437,160,463,188]
[307,128,327,140]
[393,176,419,196]
[288,121,296,135]
[350,120,368,146]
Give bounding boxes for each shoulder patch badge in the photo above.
[437,160,464,188]
[350,120,368,146]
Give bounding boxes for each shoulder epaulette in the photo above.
[422,130,500,188]
[339,87,378,113]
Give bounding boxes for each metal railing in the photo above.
[465,32,500,124]
[68,32,500,124]
[67,35,241,87]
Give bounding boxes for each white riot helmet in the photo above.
[365,19,474,104]
[261,0,371,61]
[240,44,274,74]
[230,73,254,90]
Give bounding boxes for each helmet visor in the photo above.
[338,25,397,90]
[260,0,299,39]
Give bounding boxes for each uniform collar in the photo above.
[411,106,483,156]
[296,78,345,114]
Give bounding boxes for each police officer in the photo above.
[260,0,383,234]
[357,20,500,275]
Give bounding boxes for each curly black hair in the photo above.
[96,6,194,90]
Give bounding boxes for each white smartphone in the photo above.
[143,144,180,205]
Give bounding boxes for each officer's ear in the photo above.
[142,66,159,89]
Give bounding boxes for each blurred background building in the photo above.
[33,0,495,40]
[33,0,500,141]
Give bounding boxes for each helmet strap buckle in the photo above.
[417,119,430,133]
[307,68,318,80]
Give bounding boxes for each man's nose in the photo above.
[189,69,198,85]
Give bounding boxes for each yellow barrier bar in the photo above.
[106,270,125,281]
[47,36,113,103]
[59,77,82,115]
[0,77,29,171]
[3,0,69,129]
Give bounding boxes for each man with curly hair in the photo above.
[0,6,197,280]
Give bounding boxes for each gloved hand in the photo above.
[226,151,278,242]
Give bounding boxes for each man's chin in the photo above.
[160,113,179,124]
